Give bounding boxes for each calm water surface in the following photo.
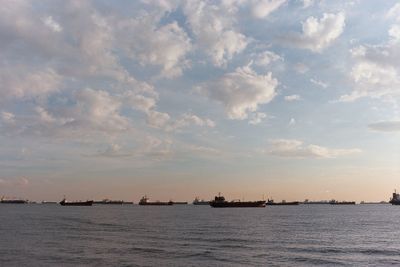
[1,204,400,266]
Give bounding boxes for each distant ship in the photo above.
[193,197,209,205]
[209,193,265,208]
[138,196,173,206]
[41,201,57,204]
[0,197,27,204]
[93,199,127,205]
[329,200,356,205]
[389,190,400,205]
[265,199,299,206]
[302,199,329,204]
[171,201,188,205]
[59,198,93,206]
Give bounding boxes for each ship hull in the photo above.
[60,200,93,206]
[266,202,299,206]
[210,201,265,208]
[139,202,173,206]
[0,200,27,204]
[193,202,210,205]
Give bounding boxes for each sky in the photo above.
[0,0,399,202]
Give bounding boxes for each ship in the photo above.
[138,196,173,206]
[329,200,356,205]
[265,199,299,206]
[389,190,400,205]
[192,197,210,205]
[171,201,188,205]
[0,197,27,204]
[93,199,127,205]
[59,198,93,206]
[209,193,265,208]
[302,199,329,204]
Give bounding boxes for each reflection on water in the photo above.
[1,204,400,266]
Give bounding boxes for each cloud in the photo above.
[254,50,283,66]
[117,19,192,78]
[250,0,286,19]
[42,16,62,32]
[340,30,400,102]
[268,139,361,158]
[168,113,215,131]
[310,78,328,88]
[0,68,62,100]
[146,110,171,129]
[368,121,400,132]
[249,112,268,125]
[284,12,345,52]
[183,1,248,67]
[1,111,15,124]
[301,0,314,9]
[198,64,278,119]
[386,3,400,21]
[284,94,301,101]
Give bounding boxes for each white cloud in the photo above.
[288,118,296,126]
[183,1,248,67]
[169,113,215,131]
[284,94,301,101]
[250,0,286,19]
[368,121,400,132]
[249,112,268,125]
[118,19,192,78]
[301,0,314,9]
[0,68,61,100]
[340,30,400,102]
[1,111,15,124]
[198,65,278,119]
[42,16,62,32]
[269,139,361,158]
[310,78,328,88]
[387,3,400,21]
[254,50,282,66]
[285,12,345,52]
[146,110,171,128]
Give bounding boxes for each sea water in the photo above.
[1,204,400,266]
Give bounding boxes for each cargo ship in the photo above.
[171,201,188,205]
[209,193,265,208]
[389,190,400,205]
[138,196,173,206]
[193,197,209,205]
[93,199,126,205]
[265,199,299,206]
[329,200,356,205]
[302,199,329,204]
[59,198,93,206]
[0,197,27,204]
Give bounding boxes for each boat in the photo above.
[59,198,93,206]
[41,201,57,204]
[193,197,210,205]
[302,199,329,204]
[329,200,356,205]
[265,199,299,206]
[171,201,188,205]
[138,196,173,206]
[389,190,400,205]
[209,193,265,208]
[0,197,27,204]
[93,199,126,205]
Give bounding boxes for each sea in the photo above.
[1,204,400,266]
